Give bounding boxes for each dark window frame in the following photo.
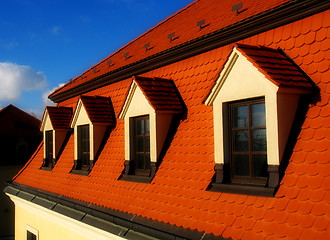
[41,130,54,168]
[77,124,90,171]
[132,115,151,175]
[229,98,267,185]
[27,230,37,240]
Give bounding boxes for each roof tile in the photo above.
[300,227,318,240]
[315,230,330,240]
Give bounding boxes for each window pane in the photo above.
[145,118,150,135]
[136,119,144,135]
[252,129,267,152]
[27,231,37,240]
[78,125,90,164]
[252,103,266,127]
[233,105,248,128]
[234,154,249,176]
[145,136,150,153]
[145,154,150,170]
[137,154,144,169]
[253,154,267,177]
[137,137,144,152]
[46,130,53,160]
[233,130,249,152]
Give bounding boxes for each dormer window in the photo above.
[132,115,150,174]
[77,124,90,170]
[119,76,185,182]
[45,130,54,164]
[70,95,115,174]
[40,107,73,169]
[229,98,267,185]
[205,44,316,195]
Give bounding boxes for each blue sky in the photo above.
[0,0,193,119]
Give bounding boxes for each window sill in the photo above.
[71,169,90,176]
[119,174,152,183]
[40,166,53,171]
[209,182,275,197]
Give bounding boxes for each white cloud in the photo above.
[42,83,65,107]
[0,62,47,101]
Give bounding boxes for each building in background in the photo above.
[5,0,330,239]
[0,105,42,239]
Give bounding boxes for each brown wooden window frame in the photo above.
[229,98,268,185]
[132,115,150,175]
[77,124,90,170]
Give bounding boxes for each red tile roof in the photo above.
[79,95,115,124]
[133,76,184,112]
[11,0,330,239]
[44,106,72,130]
[235,43,315,90]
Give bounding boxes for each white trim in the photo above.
[26,225,39,240]
[205,51,239,106]
[70,99,84,128]
[40,109,52,132]
[119,81,137,119]
[7,193,125,240]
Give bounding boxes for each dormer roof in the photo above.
[119,76,184,119]
[134,76,184,112]
[71,95,115,127]
[235,44,315,90]
[40,106,72,131]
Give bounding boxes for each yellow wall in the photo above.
[10,194,124,240]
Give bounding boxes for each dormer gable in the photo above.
[40,106,72,169]
[205,44,316,195]
[119,76,184,181]
[71,95,115,173]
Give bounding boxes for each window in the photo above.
[132,116,150,174]
[45,130,53,166]
[77,125,90,170]
[26,226,38,240]
[27,231,37,240]
[229,99,267,185]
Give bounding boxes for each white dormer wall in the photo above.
[72,103,93,161]
[41,111,68,160]
[205,48,300,166]
[121,82,173,163]
[71,100,108,162]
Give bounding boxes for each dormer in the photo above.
[40,106,72,169]
[119,76,185,182]
[70,95,115,174]
[205,44,316,195]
